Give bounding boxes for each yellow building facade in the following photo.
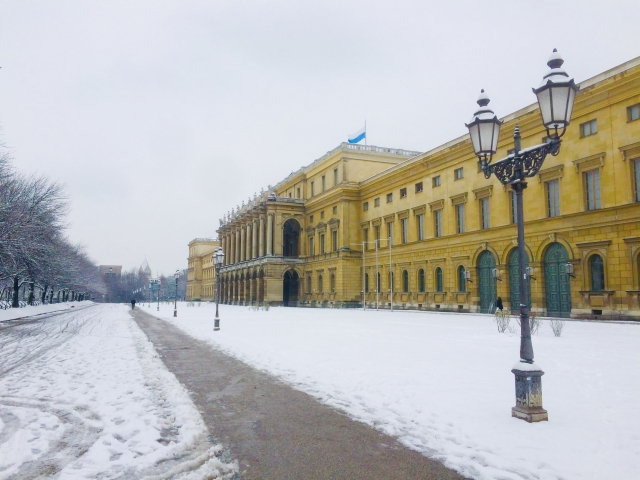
[209,56,640,319]
[186,238,219,301]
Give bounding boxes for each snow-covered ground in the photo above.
[0,301,90,322]
[148,301,640,480]
[0,303,237,479]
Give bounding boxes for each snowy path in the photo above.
[0,303,237,479]
[132,308,465,480]
[148,302,640,480]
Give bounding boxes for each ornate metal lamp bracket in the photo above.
[482,137,561,185]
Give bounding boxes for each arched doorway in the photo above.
[544,243,571,317]
[283,219,301,257]
[508,249,531,313]
[478,250,497,313]
[283,270,299,306]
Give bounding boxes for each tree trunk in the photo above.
[12,277,19,308]
[28,282,35,306]
[41,285,48,304]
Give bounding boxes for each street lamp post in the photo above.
[466,49,578,423]
[173,270,179,317]
[213,247,225,331]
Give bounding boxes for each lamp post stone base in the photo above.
[214,317,220,331]
[511,362,548,423]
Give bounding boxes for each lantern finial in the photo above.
[547,48,564,70]
[477,89,490,107]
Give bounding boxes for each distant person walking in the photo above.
[131,299,136,310]
[496,296,503,311]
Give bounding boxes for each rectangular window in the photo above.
[546,179,560,217]
[320,234,325,254]
[456,204,465,233]
[580,119,598,138]
[386,193,393,203]
[374,225,380,242]
[415,182,423,193]
[432,175,441,187]
[374,197,380,207]
[480,197,490,229]
[322,175,326,192]
[434,210,442,237]
[311,182,315,196]
[634,159,640,202]
[297,187,300,198]
[511,191,518,224]
[332,229,338,252]
[400,187,407,198]
[309,237,314,256]
[309,215,314,223]
[585,169,601,210]
[454,167,464,180]
[628,104,640,122]
[334,168,339,185]
[364,228,369,248]
[333,206,337,214]
[363,201,369,211]
[321,211,325,219]
[288,192,292,198]
[401,218,408,243]
[387,222,393,245]
[417,214,424,241]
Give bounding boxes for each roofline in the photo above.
[359,55,640,188]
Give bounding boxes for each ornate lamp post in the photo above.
[173,269,179,317]
[466,49,578,422]
[213,247,225,331]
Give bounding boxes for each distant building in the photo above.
[186,238,220,301]
[98,265,122,302]
[140,258,152,278]
[98,265,122,280]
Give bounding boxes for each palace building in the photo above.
[196,55,640,319]
[186,238,219,301]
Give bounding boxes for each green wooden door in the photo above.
[508,249,531,312]
[478,251,497,313]
[544,243,572,317]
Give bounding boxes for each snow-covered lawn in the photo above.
[0,303,236,479]
[148,302,640,480]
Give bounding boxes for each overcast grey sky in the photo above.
[1,0,639,275]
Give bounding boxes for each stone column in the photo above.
[235,230,241,264]
[229,233,234,265]
[252,221,258,258]
[240,227,246,262]
[267,214,274,256]
[246,223,252,260]
[259,216,265,257]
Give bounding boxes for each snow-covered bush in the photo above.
[550,318,565,337]
[495,311,510,333]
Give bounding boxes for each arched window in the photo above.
[318,275,323,293]
[418,269,425,292]
[365,273,369,293]
[590,254,605,291]
[435,267,443,292]
[330,273,335,293]
[403,270,409,292]
[458,265,466,292]
[307,276,312,294]
[377,273,381,292]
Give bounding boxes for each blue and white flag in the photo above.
[348,125,366,144]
